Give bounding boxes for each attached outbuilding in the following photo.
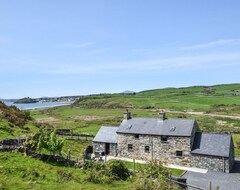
[92,126,118,156]
[191,132,234,173]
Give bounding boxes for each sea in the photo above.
[3,101,72,110]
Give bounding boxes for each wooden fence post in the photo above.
[68,149,71,160]
[133,158,135,173]
[208,181,211,190]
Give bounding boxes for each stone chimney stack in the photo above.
[124,109,132,120]
[159,110,166,120]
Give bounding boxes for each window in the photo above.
[176,151,183,157]
[135,134,139,139]
[145,146,150,153]
[128,144,133,151]
[161,136,168,142]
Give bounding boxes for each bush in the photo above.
[84,160,130,184]
[133,160,179,190]
[106,160,130,180]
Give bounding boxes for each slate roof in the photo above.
[116,118,196,137]
[93,126,118,143]
[191,132,232,157]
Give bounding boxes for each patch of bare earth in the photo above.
[72,115,114,121]
[36,117,59,123]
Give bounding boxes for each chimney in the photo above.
[159,110,166,120]
[124,109,131,120]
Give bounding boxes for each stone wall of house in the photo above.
[229,138,235,172]
[93,142,105,153]
[93,142,117,156]
[191,154,231,173]
[117,133,192,166]
[190,122,198,148]
[110,144,117,156]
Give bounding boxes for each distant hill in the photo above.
[121,90,136,95]
[73,83,240,113]
[14,97,38,104]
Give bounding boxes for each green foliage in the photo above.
[107,160,130,180]
[46,129,64,155]
[0,101,32,127]
[14,97,38,104]
[83,160,130,184]
[24,129,64,155]
[133,160,179,190]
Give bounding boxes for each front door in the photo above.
[105,143,110,155]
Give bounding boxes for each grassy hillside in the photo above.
[0,102,38,139]
[0,152,132,190]
[72,83,240,114]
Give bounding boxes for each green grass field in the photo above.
[72,83,240,113]
[1,83,240,189]
[0,152,134,190]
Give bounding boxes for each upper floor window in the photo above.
[161,136,168,142]
[135,134,139,139]
[128,144,133,151]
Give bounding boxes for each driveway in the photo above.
[182,160,240,190]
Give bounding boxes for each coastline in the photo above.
[23,102,73,110]
[3,101,74,110]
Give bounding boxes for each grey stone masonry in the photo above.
[93,142,117,156]
[117,133,192,166]
[191,154,231,173]
[93,142,105,153]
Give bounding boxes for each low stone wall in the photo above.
[191,154,230,173]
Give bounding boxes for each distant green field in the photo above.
[72,83,240,114]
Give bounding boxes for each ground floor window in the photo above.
[128,144,133,151]
[145,145,150,153]
[176,151,183,157]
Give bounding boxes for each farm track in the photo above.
[166,110,240,120]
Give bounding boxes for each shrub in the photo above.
[84,160,130,184]
[133,160,179,190]
[106,160,130,180]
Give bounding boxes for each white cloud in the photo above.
[42,51,240,74]
[181,39,240,50]
[59,42,95,48]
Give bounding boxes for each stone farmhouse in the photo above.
[93,111,234,173]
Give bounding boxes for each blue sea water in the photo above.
[3,101,71,110]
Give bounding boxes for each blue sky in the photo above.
[0,0,240,98]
